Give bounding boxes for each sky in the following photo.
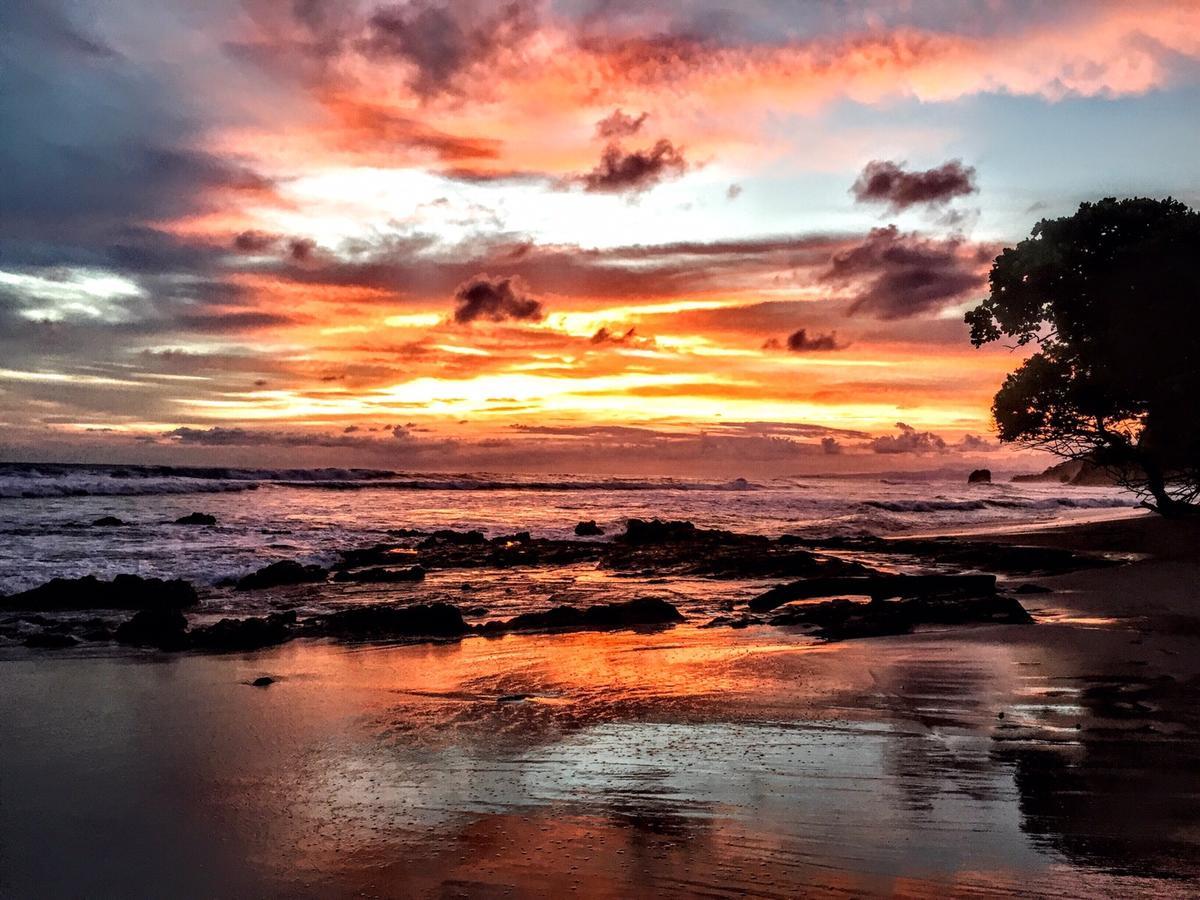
[2,0,1199,475]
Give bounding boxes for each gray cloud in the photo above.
[851,159,977,211]
[452,273,544,324]
[582,139,687,193]
[360,0,538,97]
[823,226,993,319]
[869,422,948,454]
[595,109,648,139]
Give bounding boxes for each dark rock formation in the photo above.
[699,614,759,629]
[749,573,997,613]
[91,516,126,527]
[968,468,992,484]
[23,632,80,649]
[251,676,275,687]
[175,512,217,526]
[1,575,198,612]
[767,593,1033,640]
[236,561,328,591]
[420,529,486,547]
[310,602,468,640]
[618,519,701,545]
[783,535,1115,577]
[115,608,189,650]
[575,520,604,536]
[1011,458,1121,486]
[189,612,296,651]
[332,565,426,584]
[480,597,683,634]
[491,532,531,545]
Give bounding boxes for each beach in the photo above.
[4,509,1200,898]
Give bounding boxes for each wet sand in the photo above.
[4,513,1200,897]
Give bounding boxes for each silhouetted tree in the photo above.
[967,198,1200,515]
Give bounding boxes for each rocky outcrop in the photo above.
[23,632,80,649]
[1011,459,1121,486]
[1,575,198,612]
[766,593,1033,640]
[968,468,992,484]
[332,566,426,584]
[749,573,997,613]
[618,519,702,545]
[309,602,469,640]
[174,512,217,526]
[114,608,190,649]
[479,597,683,634]
[235,561,327,591]
[91,516,126,527]
[574,520,604,536]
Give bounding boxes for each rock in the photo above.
[188,612,296,651]
[699,614,759,629]
[91,516,126,527]
[749,573,997,613]
[115,608,190,650]
[574,520,604,536]
[1011,458,1121,486]
[1015,583,1053,594]
[420,529,486,547]
[332,565,426,584]
[491,532,531,545]
[481,597,684,634]
[968,468,992,484]
[236,561,328,591]
[251,676,275,687]
[174,512,217,526]
[768,593,1032,640]
[311,602,468,640]
[1,574,198,612]
[618,519,699,545]
[23,632,80,649]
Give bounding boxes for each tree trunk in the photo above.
[1141,457,1195,518]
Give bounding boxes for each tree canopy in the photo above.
[966,197,1200,515]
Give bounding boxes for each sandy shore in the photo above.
[3,512,1200,898]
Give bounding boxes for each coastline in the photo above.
[4,513,1200,897]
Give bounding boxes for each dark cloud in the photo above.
[452,274,544,324]
[957,433,998,452]
[869,422,948,455]
[582,139,687,193]
[851,159,977,211]
[360,0,538,97]
[764,328,842,352]
[823,226,992,319]
[590,326,650,346]
[233,230,279,253]
[595,109,648,139]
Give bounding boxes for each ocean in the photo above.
[0,463,1137,597]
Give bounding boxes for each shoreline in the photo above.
[4,513,1200,896]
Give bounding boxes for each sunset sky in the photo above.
[3,0,1199,474]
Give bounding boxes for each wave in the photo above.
[0,479,262,499]
[0,463,768,498]
[863,496,1137,513]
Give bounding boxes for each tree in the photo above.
[966,198,1200,516]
